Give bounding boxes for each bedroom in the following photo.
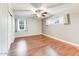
[0,3,79,56]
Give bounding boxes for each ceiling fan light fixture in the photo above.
[35,9,48,18]
[36,14,41,17]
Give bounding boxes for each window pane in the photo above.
[20,24,24,30]
[46,16,64,25]
[19,20,24,30]
[19,20,24,25]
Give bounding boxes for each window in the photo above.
[46,16,64,25]
[16,17,27,32]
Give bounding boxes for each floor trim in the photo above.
[42,33,79,47]
[15,34,42,39]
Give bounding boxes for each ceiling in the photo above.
[12,3,63,14]
[12,3,62,10]
[11,3,79,18]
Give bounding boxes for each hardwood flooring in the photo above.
[8,35,79,56]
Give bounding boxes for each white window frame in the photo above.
[16,18,27,32]
[46,16,65,25]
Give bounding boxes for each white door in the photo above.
[7,12,12,50]
[7,11,15,51]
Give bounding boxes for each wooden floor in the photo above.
[8,35,79,56]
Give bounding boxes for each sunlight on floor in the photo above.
[16,39,27,56]
[46,46,59,56]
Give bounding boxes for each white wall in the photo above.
[0,3,15,55]
[15,16,42,37]
[42,7,79,45]
[0,5,1,55]
[0,4,8,54]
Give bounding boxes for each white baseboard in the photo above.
[42,33,79,47]
[15,33,42,38]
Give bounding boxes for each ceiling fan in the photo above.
[13,3,63,19]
